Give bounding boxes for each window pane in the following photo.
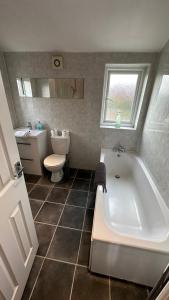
[105,73,138,122]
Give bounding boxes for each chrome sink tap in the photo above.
[27,121,32,130]
[112,144,126,153]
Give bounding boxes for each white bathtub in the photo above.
[89,148,169,287]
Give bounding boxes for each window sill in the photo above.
[100,124,136,131]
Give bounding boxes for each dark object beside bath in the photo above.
[63,157,70,179]
[147,263,169,299]
[94,162,107,193]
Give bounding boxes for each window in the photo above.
[100,64,150,129]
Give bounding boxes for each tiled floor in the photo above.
[22,169,149,300]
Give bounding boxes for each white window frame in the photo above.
[100,64,150,129]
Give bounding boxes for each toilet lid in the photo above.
[44,154,66,167]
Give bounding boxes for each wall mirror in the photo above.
[16,78,84,99]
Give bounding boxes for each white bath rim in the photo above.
[92,149,169,254]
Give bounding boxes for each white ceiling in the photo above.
[0,0,169,52]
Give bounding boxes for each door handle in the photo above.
[14,161,24,179]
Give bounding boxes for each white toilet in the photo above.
[44,131,70,182]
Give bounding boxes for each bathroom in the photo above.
[0,1,169,299]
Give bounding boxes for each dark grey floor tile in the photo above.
[29,185,50,201]
[76,169,92,180]
[71,266,109,300]
[72,179,90,191]
[111,279,148,300]
[84,209,94,231]
[47,227,81,263]
[35,223,55,256]
[38,174,54,186]
[70,168,77,178]
[67,190,88,207]
[30,200,43,219]
[59,206,85,229]
[55,178,74,189]
[26,183,34,193]
[35,202,63,225]
[47,187,69,204]
[24,174,41,184]
[22,256,43,300]
[31,260,74,300]
[87,192,96,209]
[78,231,91,266]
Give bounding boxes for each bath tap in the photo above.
[118,145,126,152]
[112,144,126,153]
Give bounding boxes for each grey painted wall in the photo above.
[0,53,17,127]
[5,52,157,169]
[139,40,169,207]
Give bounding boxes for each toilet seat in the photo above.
[44,154,66,169]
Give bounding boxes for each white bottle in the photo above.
[51,130,54,137]
[62,129,69,137]
[115,112,121,128]
[54,128,59,136]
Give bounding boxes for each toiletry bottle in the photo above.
[51,130,54,137]
[115,112,121,128]
[54,128,59,136]
[35,120,44,130]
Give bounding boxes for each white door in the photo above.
[156,282,169,299]
[0,71,38,300]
